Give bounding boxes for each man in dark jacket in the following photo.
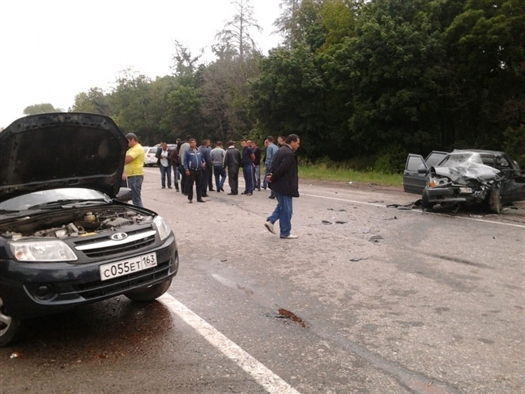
[223,140,242,195]
[264,134,300,239]
[240,139,255,195]
[183,138,206,203]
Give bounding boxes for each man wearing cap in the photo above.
[124,133,145,207]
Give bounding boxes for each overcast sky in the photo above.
[0,0,283,128]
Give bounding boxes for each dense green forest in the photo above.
[50,0,525,171]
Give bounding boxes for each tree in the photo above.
[170,40,203,79]
[23,103,58,115]
[215,0,263,60]
[71,88,112,115]
[445,0,525,148]
[249,44,326,158]
[201,0,265,141]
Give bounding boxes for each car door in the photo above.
[425,151,448,168]
[499,155,525,203]
[403,154,428,194]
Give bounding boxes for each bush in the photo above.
[503,126,525,169]
[374,145,407,174]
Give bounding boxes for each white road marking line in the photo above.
[302,193,525,229]
[159,293,301,394]
[301,193,396,208]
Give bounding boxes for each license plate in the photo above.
[100,253,157,281]
[459,187,472,194]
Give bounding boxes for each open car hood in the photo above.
[0,113,127,202]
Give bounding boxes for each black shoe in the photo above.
[245,193,252,196]
[216,189,221,192]
[209,189,215,192]
[227,192,237,195]
[202,194,209,198]
[197,199,206,203]
[220,187,225,192]
[188,200,192,203]
[269,195,276,199]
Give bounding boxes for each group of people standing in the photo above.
[125,133,301,239]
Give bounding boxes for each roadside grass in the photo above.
[298,164,403,187]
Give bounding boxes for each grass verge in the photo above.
[298,164,402,187]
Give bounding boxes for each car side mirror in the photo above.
[417,164,428,174]
[116,187,132,202]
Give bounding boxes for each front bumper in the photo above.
[0,234,178,319]
[425,186,487,203]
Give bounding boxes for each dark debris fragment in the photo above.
[369,235,384,243]
[273,308,308,328]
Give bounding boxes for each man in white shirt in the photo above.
[155,142,172,189]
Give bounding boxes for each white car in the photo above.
[143,146,158,166]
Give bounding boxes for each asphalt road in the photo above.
[2,168,524,394]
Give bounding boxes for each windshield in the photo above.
[0,188,110,211]
[440,153,483,167]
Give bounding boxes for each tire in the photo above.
[488,189,502,214]
[421,188,435,211]
[0,296,21,347]
[124,277,173,302]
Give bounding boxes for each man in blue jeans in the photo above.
[155,142,172,189]
[264,134,301,239]
[263,136,278,198]
[124,133,145,207]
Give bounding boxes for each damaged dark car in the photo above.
[0,113,179,346]
[403,149,525,213]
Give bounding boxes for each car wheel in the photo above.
[488,189,502,214]
[0,297,21,347]
[421,188,435,211]
[124,277,173,302]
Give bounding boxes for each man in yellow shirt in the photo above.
[124,133,145,207]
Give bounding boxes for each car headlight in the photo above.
[9,240,77,262]
[428,177,450,188]
[154,215,172,241]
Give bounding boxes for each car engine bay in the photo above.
[0,207,154,240]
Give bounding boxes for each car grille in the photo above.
[74,228,156,258]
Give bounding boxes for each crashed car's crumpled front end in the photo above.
[423,153,504,212]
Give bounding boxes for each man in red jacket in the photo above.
[264,134,300,239]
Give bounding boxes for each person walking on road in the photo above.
[264,134,301,239]
[124,133,145,207]
[223,140,241,195]
[183,138,206,203]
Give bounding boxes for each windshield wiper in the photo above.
[28,199,106,209]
